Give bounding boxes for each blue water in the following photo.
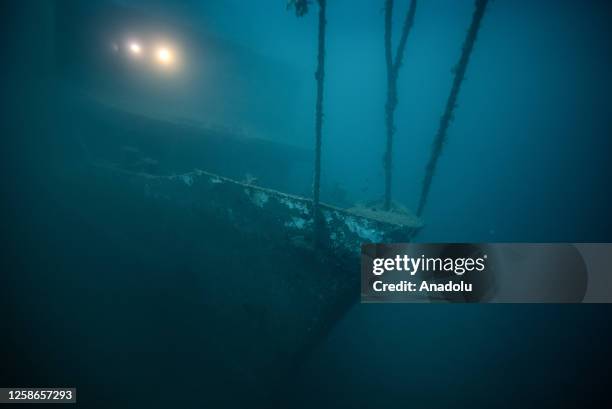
[184,0,612,242]
[2,1,611,408]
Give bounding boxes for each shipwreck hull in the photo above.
[103,166,422,255]
[89,164,421,406]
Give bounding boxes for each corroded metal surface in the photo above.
[102,166,422,255]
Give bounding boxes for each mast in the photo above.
[383,0,417,210]
[417,0,489,217]
[312,0,327,246]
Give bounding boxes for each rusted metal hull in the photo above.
[102,166,422,254]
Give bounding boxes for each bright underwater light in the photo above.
[155,47,173,65]
[128,42,142,54]
[118,35,181,71]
